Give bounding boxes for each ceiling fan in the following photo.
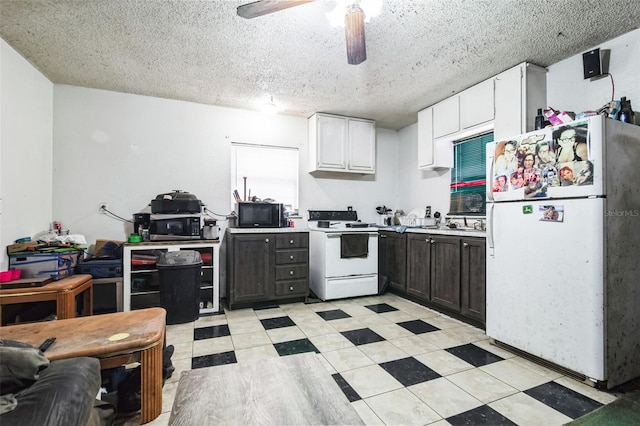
[237,0,370,65]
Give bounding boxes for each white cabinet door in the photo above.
[418,107,452,170]
[460,79,494,129]
[418,107,434,168]
[493,64,523,140]
[309,113,375,174]
[316,114,347,170]
[433,96,460,138]
[348,118,376,172]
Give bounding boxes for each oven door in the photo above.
[324,232,378,277]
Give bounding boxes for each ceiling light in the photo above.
[326,0,382,27]
[262,96,278,115]
[345,4,366,65]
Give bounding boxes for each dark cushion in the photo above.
[1,357,101,426]
[0,340,49,396]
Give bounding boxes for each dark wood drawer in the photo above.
[275,264,308,281]
[275,233,309,249]
[274,279,308,296]
[275,249,308,265]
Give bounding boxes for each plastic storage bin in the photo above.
[156,250,202,325]
[8,250,83,280]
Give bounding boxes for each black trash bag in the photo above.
[116,345,175,414]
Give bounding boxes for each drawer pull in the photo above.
[265,238,270,243]
[290,255,294,260]
[289,239,294,244]
[289,286,294,291]
[289,270,294,275]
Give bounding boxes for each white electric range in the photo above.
[307,210,379,301]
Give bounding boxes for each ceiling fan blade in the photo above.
[345,5,366,65]
[237,0,314,19]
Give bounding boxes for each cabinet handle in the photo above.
[289,239,294,244]
[380,234,387,238]
[290,255,294,260]
[289,286,294,291]
[430,239,435,244]
[265,238,270,243]
[463,242,469,248]
[289,270,294,275]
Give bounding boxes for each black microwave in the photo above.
[237,203,285,228]
[149,215,201,240]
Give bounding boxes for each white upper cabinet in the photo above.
[494,62,547,140]
[417,62,546,170]
[347,118,376,172]
[460,79,495,129]
[418,107,453,170]
[309,113,375,174]
[433,96,460,139]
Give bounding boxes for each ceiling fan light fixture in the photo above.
[345,4,366,65]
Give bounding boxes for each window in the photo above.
[449,132,492,215]
[230,143,299,214]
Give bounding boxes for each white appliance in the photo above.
[486,115,640,389]
[308,210,379,301]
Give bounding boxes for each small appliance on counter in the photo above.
[236,202,285,228]
[150,190,202,214]
[202,218,220,240]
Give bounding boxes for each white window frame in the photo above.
[230,143,299,214]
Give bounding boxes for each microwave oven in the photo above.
[149,214,202,240]
[236,203,285,228]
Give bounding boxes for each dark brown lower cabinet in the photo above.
[226,231,308,310]
[407,234,431,299]
[378,231,407,293]
[403,233,486,326]
[461,237,486,322]
[430,235,461,311]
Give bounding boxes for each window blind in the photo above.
[449,132,492,215]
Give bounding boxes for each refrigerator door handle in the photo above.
[486,142,495,203]
[487,203,495,253]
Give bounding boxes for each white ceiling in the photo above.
[1,0,639,130]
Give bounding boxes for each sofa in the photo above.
[0,340,114,426]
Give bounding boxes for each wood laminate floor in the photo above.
[123,293,627,425]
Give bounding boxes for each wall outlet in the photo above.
[99,203,108,214]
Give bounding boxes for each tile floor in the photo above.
[132,293,621,425]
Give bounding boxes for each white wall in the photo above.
[398,29,640,215]
[0,39,53,269]
[52,85,399,245]
[547,29,640,116]
[397,123,451,217]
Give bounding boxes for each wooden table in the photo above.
[0,274,93,324]
[0,307,166,424]
[169,352,363,425]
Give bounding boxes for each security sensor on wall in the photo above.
[582,48,610,80]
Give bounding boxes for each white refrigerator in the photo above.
[486,115,640,389]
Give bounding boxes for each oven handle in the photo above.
[326,232,379,238]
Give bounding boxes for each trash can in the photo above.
[157,250,202,325]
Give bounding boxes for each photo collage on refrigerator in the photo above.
[492,120,595,198]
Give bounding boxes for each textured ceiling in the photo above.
[1,0,639,130]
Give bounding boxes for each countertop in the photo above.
[227,227,309,234]
[378,226,486,238]
[225,226,484,237]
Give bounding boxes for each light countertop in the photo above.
[227,227,309,234]
[379,226,486,238]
